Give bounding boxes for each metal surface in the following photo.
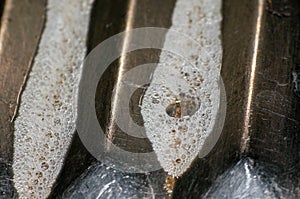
[173,0,300,198]
[248,0,300,193]
[53,0,300,198]
[0,0,46,197]
[0,0,299,198]
[61,162,168,199]
[204,158,283,198]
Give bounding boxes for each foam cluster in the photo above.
[141,0,222,177]
[12,0,93,198]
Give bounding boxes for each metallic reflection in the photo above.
[107,0,136,148]
[241,0,264,153]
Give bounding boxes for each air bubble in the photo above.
[41,162,49,171]
[152,98,160,104]
[174,138,181,147]
[178,125,188,132]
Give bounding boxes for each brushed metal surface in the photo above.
[0,0,299,198]
[54,0,300,198]
[247,0,300,193]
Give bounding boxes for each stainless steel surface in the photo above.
[248,0,300,193]
[55,0,300,198]
[0,0,299,198]
[50,0,300,198]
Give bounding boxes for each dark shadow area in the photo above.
[0,0,5,28]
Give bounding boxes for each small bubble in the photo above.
[50,160,56,165]
[36,172,43,178]
[39,156,45,161]
[202,113,208,119]
[178,125,188,132]
[182,144,190,150]
[194,82,200,87]
[152,98,160,104]
[174,138,181,147]
[41,162,49,170]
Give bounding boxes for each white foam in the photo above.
[141,0,222,177]
[12,0,93,198]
